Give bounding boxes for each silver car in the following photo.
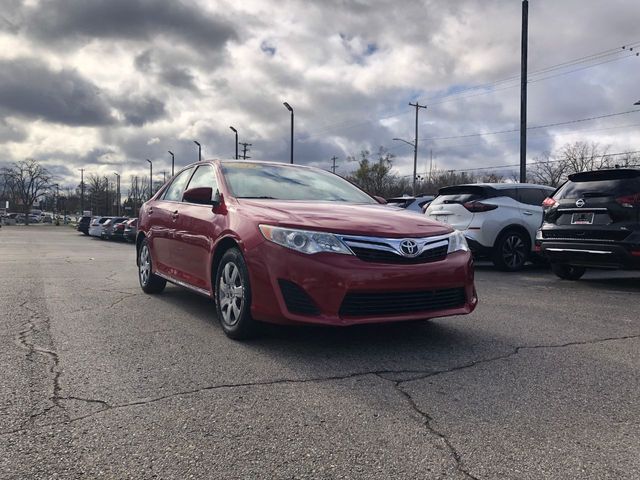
[88,217,113,237]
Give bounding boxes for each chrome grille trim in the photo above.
[339,233,450,257]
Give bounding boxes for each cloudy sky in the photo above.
[0,0,639,190]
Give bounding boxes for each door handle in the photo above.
[148,207,153,215]
[171,210,179,221]
[523,211,534,216]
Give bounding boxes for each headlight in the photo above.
[447,230,469,253]
[259,225,353,255]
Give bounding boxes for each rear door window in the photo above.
[517,188,549,206]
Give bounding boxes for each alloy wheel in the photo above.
[502,234,526,269]
[139,245,151,286]
[218,262,245,327]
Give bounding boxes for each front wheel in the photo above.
[492,230,530,271]
[215,248,257,340]
[138,238,166,294]
[551,263,586,280]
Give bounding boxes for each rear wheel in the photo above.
[492,230,530,271]
[214,248,257,340]
[551,263,586,280]
[138,238,166,294]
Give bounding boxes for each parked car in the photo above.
[123,218,138,242]
[100,217,128,240]
[538,168,640,280]
[3,213,18,225]
[42,214,53,223]
[425,183,555,271]
[77,216,92,235]
[88,217,112,237]
[104,217,129,241]
[136,160,477,339]
[386,194,435,213]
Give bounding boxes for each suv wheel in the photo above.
[138,238,166,294]
[551,263,586,280]
[215,248,257,340]
[492,230,530,271]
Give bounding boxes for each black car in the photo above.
[538,168,640,279]
[123,218,138,242]
[77,216,92,235]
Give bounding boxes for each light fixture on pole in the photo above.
[229,126,238,159]
[194,140,201,161]
[635,100,640,105]
[283,102,294,164]
[168,151,174,177]
[146,159,153,198]
[113,172,120,216]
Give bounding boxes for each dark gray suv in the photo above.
[537,169,640,279]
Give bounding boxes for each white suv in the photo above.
[425,183,555,271]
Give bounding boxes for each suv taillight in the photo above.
[542,197,558,208]
[615,193,640,208]
[463,201,498,213]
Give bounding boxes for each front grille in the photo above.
[339,288,466,317]
[542,230,630,242]
[350,244,448,264]
[278,280,320,316]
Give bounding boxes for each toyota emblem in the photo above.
[400,239,420,257]
[576,198,585,208]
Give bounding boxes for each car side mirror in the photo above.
[183,187,218,206]
[373,195,387,204]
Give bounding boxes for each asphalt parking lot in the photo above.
[1,226,639,479]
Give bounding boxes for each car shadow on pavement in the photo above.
[151,284,495,368]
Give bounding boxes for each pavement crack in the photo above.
[378,374,480,480]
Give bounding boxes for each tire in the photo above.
[214,248,257,340]
[551,263,586,280]
[138,238,166,294]
[492,230,530,271]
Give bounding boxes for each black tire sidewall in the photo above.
[493,230,530,271]
[215,248,254,339]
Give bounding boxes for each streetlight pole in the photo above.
[634,100,640,105]
[194,141,201,161]
[113,172,120,216]
[229,126,238,159]
[283,102,294,164]
[146,159,153,199]
[168,151,174,177]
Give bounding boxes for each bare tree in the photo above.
[559,141,609,174]
[528,152,566,187]
[1,159,52,225]
[346,148,397,197]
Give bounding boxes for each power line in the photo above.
[418,109,640,143]
[398,150,640,176]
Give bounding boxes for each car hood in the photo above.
[236,200,452,237]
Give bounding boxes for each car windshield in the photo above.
[220,162,376,203]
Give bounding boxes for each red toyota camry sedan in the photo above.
[136,160,477,339]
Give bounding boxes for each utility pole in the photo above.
[520,0,529,183]
[239,142,252,160]
[408,101,427,196]
[162,171,166,183]
[79,168,85,214]
[429,149,434,185]
[106,179,110,216]
[330,156,338,174]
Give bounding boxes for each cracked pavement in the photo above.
[1,226,639,479]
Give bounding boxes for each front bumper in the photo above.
[539,241,640,270]
[245,242,477,326]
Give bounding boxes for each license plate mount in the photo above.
[571,212,594,225]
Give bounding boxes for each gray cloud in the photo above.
[19,0,237,51]
[112,94,167,126]
[0,58,114,126]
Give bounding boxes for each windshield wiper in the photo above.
[237,196,278,199]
